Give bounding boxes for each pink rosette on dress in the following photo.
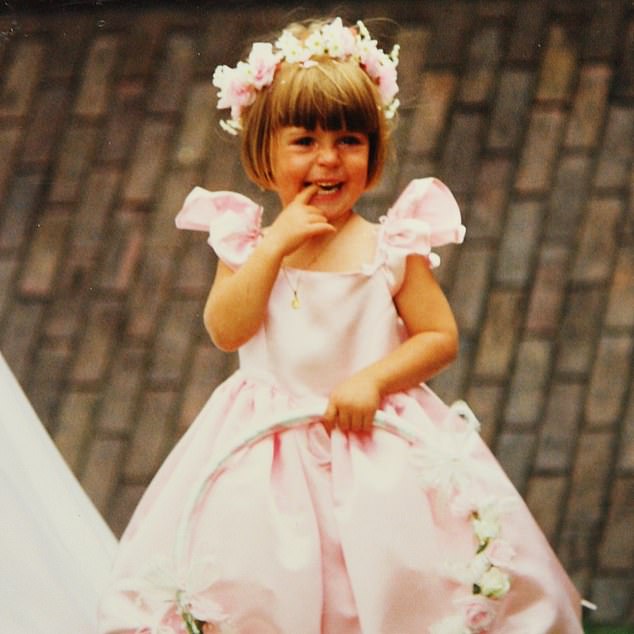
[376,177,466,293]
[175,187,263,269]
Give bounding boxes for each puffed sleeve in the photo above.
[175,187,263,269]
[377,178,466,294]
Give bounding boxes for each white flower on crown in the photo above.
[212,17,400,134]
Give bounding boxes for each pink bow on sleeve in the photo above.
[380,178,466,267]
[175,187,263,269]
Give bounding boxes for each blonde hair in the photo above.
[239,22,391,190]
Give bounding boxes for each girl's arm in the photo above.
[323,254,459,432]
[205,185,333,350]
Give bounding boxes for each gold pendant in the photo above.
[291,292,300,309]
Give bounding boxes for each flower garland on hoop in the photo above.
[212,17,400,135]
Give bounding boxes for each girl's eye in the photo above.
[339,135,365,146]
[293,136,314,146]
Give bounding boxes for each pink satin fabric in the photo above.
[98,179,582,633]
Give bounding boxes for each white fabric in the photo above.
[0,353,117,632]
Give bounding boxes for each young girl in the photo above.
[99,18,585,633]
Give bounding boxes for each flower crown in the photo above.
[212,17,400,135]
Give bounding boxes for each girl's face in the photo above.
[271,126,370,221]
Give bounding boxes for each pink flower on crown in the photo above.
[247,42,279,89]
[377,61,399,104]
[322,17,357,57]
[213,64,256,112]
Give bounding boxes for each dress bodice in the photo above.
[175,178,465,398]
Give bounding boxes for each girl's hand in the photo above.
[264,185,335,257]
[323,373,382,434]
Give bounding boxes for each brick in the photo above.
[0,126,20,201]
[556,288,605,376]
[107,483,145,538]
[605,247,634,329]
[598,477,634,571]
[43,295,84,341]
[27,343,69,428]
[45,14,92,80]
[147,168,198,247]
[564,431,613,531]
[120,13,169,77]
[459,26,502,105]
[545,155,592,241]
[0,39,45,117]
[49,124,99,203]
[464,383,503,447]
[54,391,98,475]
[98,210,146,294]
[122,120,174,204]
[468,158,513,240]
[426,3,473,66]
[571,197,622,283]
[526,244,569,335]
[515,108,565,193]
[507,0,547,63]
[564,64,612,149]
[125,249,174,341]
[177,342,230,433]
[149,299,201,385]
[73,167,121,247]
[97,346,146,435]
[495,200,542,287]
[476,1,515,19]
[618,388,634,473]
[407,72,457,156]
[0,257,18,321]
[394,27,430,106]
[586,335,633,428]
[474,290,522,379]
[595,106,634,190]
[148,32,196,114]
[174,82,216,167]
[613,20,634,100]
[71,299,124,384]
[101,79,146,163]
[175,240,216,297]
[505,339,552,427]
[535,382,583,472]
[535,25,578,102]
[80,436,125,515]
[494,431,535,493]
[0,302,45,384]
[449,244,493,333]
[21,86,70,165]
[429,335,474,405]
[0,173,43,252]
[440,112,485,195]
[588,577,633,624]
[583,0,626,60]
[124,390,178,482]
[487,69,534,151]
[17,209,70,298]
[74,34,120,118]
[525,475,567,543]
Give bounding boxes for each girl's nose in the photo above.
[316,143,341,166]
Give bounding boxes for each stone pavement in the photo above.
[0,0,633,625]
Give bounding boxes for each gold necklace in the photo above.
[280,213,355,309]
[282,267,302,309]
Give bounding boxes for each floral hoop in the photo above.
[121,402,516,634]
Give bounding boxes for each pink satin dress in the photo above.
[98,179,583,634]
